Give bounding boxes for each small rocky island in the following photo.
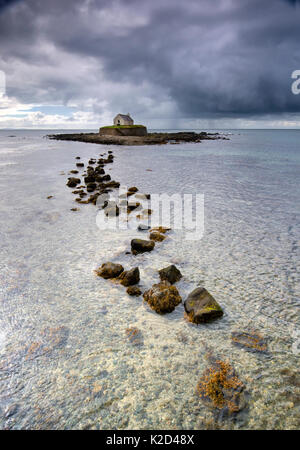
[48,113,227,145]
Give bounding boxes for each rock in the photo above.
[131,239,155,254]
[231,331,268,353]
[95,168,105,175]
[125,327,143,346]
[128,186,138,193]
[47,195,53,199]
[150,226,171,234]
[75,156,81,159]
[96,174,111,182]
[159,265,182,284]
[184,287,223,323]
[87,193,99,205]
[49,131,224,146]
[84,175,95,183]
[88,159,96,164]
[101,180,120,189]
[76,162,84,167]
[25,326,69,361]
[196,359,246,414]
[149,231,166,242]
[127,202,141,213]
[143,281,182,314]
[95,262,124,279]
[126,286,142,296]
[70,170,79,174]
[137,224,150,231]
[67,177,81,187]
[70,208,79,211]
[119,267,140,286]
[86,182,97,192]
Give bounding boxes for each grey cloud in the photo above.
[0,0,300,122]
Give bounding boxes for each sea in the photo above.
[0,128,299,429]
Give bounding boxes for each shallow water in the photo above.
[0,129,299,429]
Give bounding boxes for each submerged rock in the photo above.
[119,267,140,286]
[143,281,182,314]
[95,262,124,279]
[196,359,246,414]
[231,330,268,353]
[126,286,142,296]
[25,326,69,361]
[150,226,171,234]
[159,265,182,284]
[87,193,99,205]
[184,287,223,323]
[131,239,155,254]
[125,327,143,346]
[67,177,80,187]
[149,231,166,242]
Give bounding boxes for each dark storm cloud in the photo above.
[0,0,300,120]
[0,0,19,12]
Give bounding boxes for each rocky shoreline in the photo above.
[48,131,228,146]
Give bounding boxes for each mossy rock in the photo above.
[196,359,246,414]
[143,281,182,314]
[184,287,223,323]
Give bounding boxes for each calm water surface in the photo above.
[0,129,299,429]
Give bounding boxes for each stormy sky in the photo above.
[0,0,300,129]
